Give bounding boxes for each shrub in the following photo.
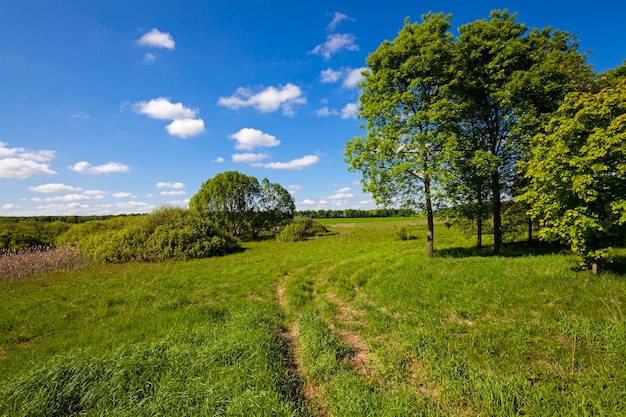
[0,245,91,280]
[75,207,241,263]
[276,217,329,242]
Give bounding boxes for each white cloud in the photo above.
[328,192,355,200]
[341,102,358,119]
[134,97,197,120]
[144,52,157,63]
[29,183,80,193]
[229,128,280,150]
[69,161,130,174]
[82,190,106,197]
[137,28,175,49]
[70,112,90,119]
[0,158,57,179]
[114,201,155,213]
[343,67,366,88]
[288,185,303,190]
[301,199,316,205]
[165,118,205,138]
[212,157,225,163]
[327,12,355,31]
[336,187,352,193]
[320,67,365,88]
[263,155,319,170]
[134,98,205,138]
[157,182,185,190]
[232,153,270,163]
[316,106,339,117]
[113,192,137,198]
[320,68,342,83]
[0,142,57,179]
[160,190,186,196]
[310,33,358,60]
[218,84,306,115]
[2,203,20,210]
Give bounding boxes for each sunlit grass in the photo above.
[2,217,626,416]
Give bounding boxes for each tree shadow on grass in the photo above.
[602,256,626,275]
[437,241,568,258]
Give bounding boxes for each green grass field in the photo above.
[2,218,625,416]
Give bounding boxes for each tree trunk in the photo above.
[477,194,483,248]
[527,215,533,243]
[425,176,434,258]
[492,171,502,254]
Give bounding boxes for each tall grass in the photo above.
[1,217,626,416]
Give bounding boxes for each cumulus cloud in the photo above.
[328,192,354,200]
[301,199,316,205]
[69,161,130,174]
[341,102,358,119]
[316,106,339,117]
[134,97,197,120]
[232,153,270,163]
[0,142,57,179]
[143,52,157,63]
[70,112,90,119]
[343,67,366,88]
[310,33,358,60]
[263,155,319,170]
[157,182,185,190]
[320,68,342,83]
[319,67,365,88]
[137,28,175,49]
[327,12,355,31]
[113,192,137,198]
[2,203,21,210]
[160,190,186,196]
[229,128,280,150]
[134,97,205,138]
[212,157,225,163]
[165,118,205,138]
[218,84,306,116]
[29,183,81,193]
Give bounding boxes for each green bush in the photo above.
[276,217,329,242]
[72,207,240,263]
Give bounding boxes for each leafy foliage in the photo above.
[189,171,295,239]
[345,13,455,257]
[521,78,626,271]
[276,217,329,242]
[63,206,240,263]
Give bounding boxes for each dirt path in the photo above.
[276,282,329,417]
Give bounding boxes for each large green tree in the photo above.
[520,77,626,273]
[345,13,454,258]
[189,171,295,238]
[448,10,591,253]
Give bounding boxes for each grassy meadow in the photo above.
[1,218,626,416]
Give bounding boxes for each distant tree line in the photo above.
[1,171,330,263]
[295,208,416,219]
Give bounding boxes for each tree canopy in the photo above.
[520,77,626,273]
[189,171,295,238]
[345,13,454,257]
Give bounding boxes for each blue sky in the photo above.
[1,0,625,216]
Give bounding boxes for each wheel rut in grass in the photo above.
[276,278,330,417]
[324,292,371,376]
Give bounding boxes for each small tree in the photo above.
[520,78,626,273]
[189,171,295,238]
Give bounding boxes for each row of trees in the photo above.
[346,10,625,271]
